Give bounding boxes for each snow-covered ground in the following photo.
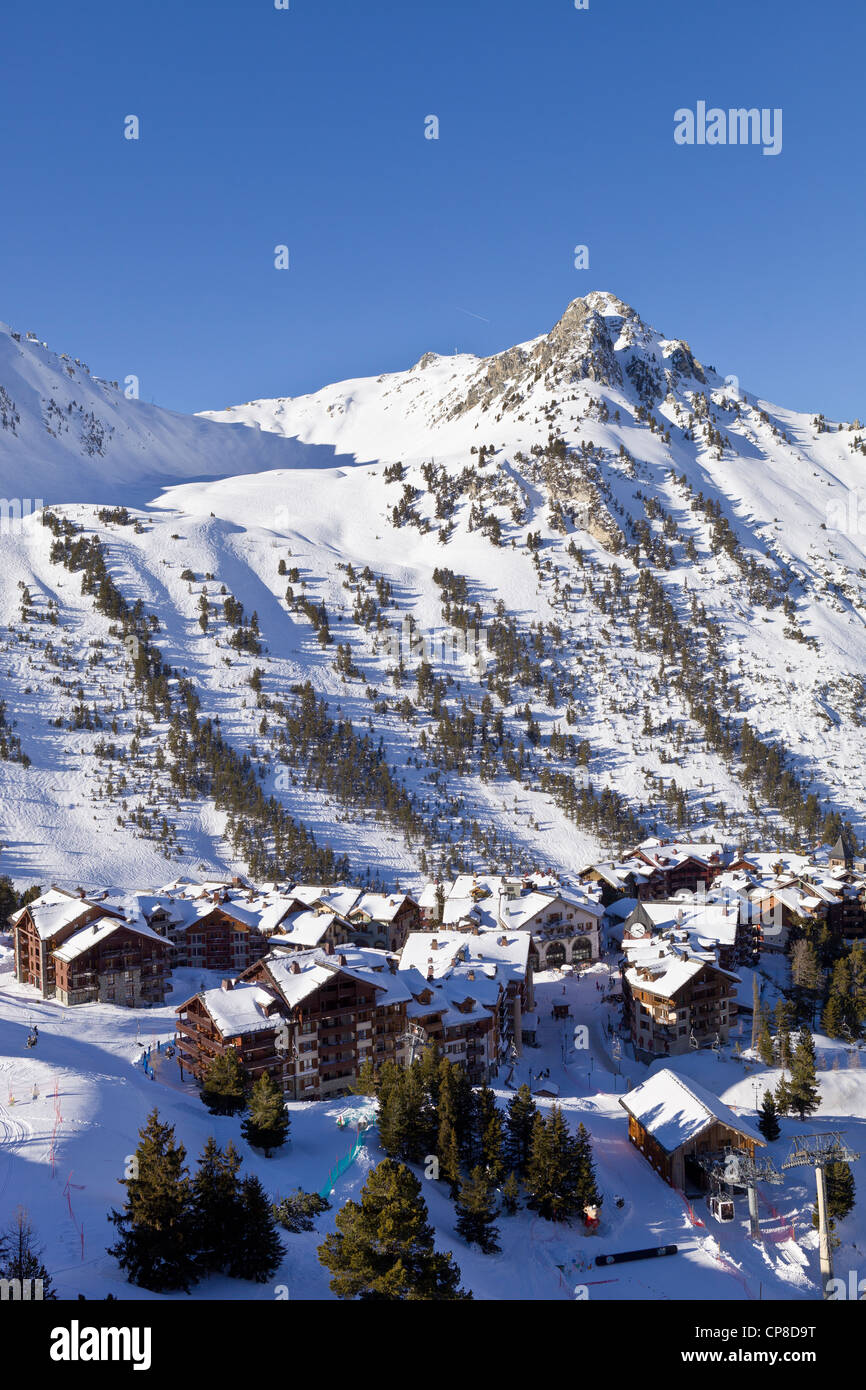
[2,292,866,892]
[1,933,862,1302]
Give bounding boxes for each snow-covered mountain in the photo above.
[1,292,865,892]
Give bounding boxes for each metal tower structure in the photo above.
[695,1145,784,1239]
[398,1020,428,1067]
[782,1132,859,1299]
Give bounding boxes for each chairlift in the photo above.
[688,1030,699,1050]
[25,1029,37,1049]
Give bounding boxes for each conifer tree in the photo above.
[191,1137,243,1275]
[505,1084,537,1178]
[474,1085,505,1181]
[241,1071,290,1156]
[417,1042,443,1107]
[353,1058,379,1098]
[525,1106,591,1223]
[822,958,857,1042]
[774,1073,792,1117]
[757,1006,774,1066]
[0,1208,57,1298]
[317,1160,470,1300]
[750,975,760,1051]
[774,997,794,1067]
[201,1047,246,1115]
[107,1108,198,1292]
[226,1175,285,1283]
[823,1161,856,1224]
[501,1171,521,1215]
[436,1064,463,1196]
[571,1121,601,1212]
[849,942,866,1035]
[788,1029,821,1120]
[375,1060,405,1157]
[757,1090,781,1142]
[400,1062,436,1162]
[455,1166,501,1254]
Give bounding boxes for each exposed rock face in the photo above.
[446,292,706,420]
[555,478,625,553]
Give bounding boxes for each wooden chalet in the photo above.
[175,944,409,1101]
[620,1068,764,1191]
[623,954,738,1060]
[11,888,169,1006]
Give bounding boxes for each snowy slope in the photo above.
[1,293,866,892]
[0,321,318,503]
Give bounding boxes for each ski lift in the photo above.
[25,1029,37,1049]
[709,1194,734,1223]
[688,1030,699,1050]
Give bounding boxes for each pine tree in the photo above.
[455,1166,501,1254]
[241,1072,290,1156]
[107,1108,198,1292]
[474,1085,505,1182]
[775,997,794,1067]
[811,1161,856,1245]
[417,1042,443,1107]
[317,1160,470,1300]
[505,1084,537,1178]
[400,1063,435,1162]
[0,1208,57,1298]
[201,1047,246,1115]
[525,1106,589,1223]
[571,1121,601,1211]
[791,939,822,1026]
[353,1058,379,1098]
[436,1064,463,1196]
[849,942,866,1035]
[191,1138,243,1275]
[757,1006,774,1066]
[501,1170,521,1215]
[788,1029,821,1120]
[375,1060,406,1157]
[226,1175,285,1283]
[750,975,761,1051]
[822,958,857,1042]
[774,1073,792,1117]
[824,1161,856,1223]
[757,1090,781,1142]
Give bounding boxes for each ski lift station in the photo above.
[619,1068,765,1193]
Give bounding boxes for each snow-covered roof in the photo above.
[52,915,167,963]
[270,909,340,948]
[620,1068,764,1152]
[199,983,280,1036]
[11,889,116,940]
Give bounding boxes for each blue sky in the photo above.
[2,0,863,418]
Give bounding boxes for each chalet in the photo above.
[620,893,748,971]
[345,892,420,951]
[400,928,532,1071]
[419,874,603,972]
[269,908,353,954]
[623,952,739,1060]
[620,1068,765,1191]
[175,944,410,1101]
[11,889,169,1006]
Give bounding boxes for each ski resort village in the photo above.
[2,836,866,1302]
[1,292,866,1305]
